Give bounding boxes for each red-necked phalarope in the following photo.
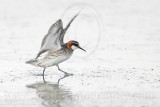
[26,12,86,81]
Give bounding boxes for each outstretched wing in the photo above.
[36,19,63,59]
[41,19,63,49]
[36,12,79,59]
[59,12,80,45]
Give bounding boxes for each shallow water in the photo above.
[1,75,160,107]
[1,0,160,107]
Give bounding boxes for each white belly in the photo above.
[36,50,72,67]
[40,55,69,67]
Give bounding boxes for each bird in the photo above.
[26,12,86,81]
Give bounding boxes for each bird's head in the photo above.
[67,40,86,52]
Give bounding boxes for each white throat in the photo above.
[71,45,78,50]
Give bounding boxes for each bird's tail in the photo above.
[25,59,38,66]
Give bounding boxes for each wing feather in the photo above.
[59,12,80,45]
[36,19,63,59]
[41,19,63,48]
[36,12,79,59]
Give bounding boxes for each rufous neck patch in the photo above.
[67,41,72,50]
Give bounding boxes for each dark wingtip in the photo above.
[64,11,80,31]
[76,10,81,16]
[57,19,62,23]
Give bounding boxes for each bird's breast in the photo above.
[37,49,72,67]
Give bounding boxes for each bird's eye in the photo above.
[75,44,78,46]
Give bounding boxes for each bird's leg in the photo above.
[56,65,73,76]
[56,65,68,74]
[43,68,46,82]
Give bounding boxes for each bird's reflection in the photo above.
[57,74,71,84]
[43,73,72,84]
[27,76,73,107]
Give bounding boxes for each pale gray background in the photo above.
[0,0,160,107]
